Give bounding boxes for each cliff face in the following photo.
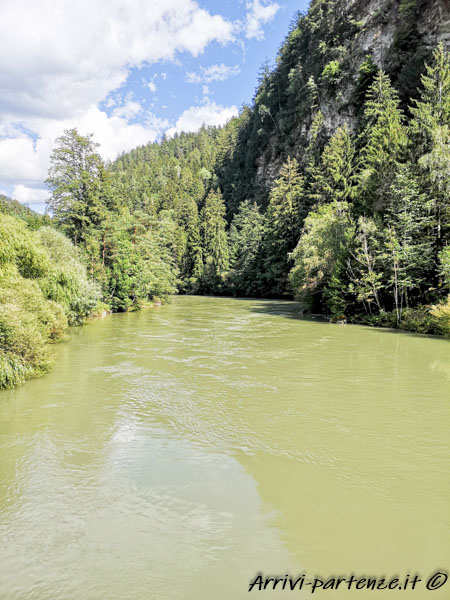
[218,0,450,214]
[348,0,449,59]
[310,0,449,130]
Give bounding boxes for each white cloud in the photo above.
[12,185,49,206]
[0,135,48,185]
[245,0,280,40]
[0,0,235,121]
[112,100,142,120]
[0,106,169,187]
[186,63,240,84]
[0,0,237,202]
[0,0,282,206]
[167,100,238,136]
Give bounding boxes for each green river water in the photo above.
[0,296,449,599]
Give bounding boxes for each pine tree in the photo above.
[410,44,450,155]
[356,71,407,212]
[265,157,305,294]
[310,125,355,204]
[200,190,229,292]
[382,165,434,322]
[177,196,203,290]
[410,44,450,245]
[228,201,266,296]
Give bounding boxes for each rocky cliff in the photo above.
[217,0,450,213]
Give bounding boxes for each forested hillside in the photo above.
[97,0,449,333]
[1,0,449,389]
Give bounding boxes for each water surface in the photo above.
[0,296,449,599]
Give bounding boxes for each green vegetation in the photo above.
[1,3,449,389]
[0,194,51,229]
[0,214,100,388]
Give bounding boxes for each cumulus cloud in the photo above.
[245,0,280,40]
[12,185,49,207]
[166,100,238,136]
[186,63,240,84]
[0,0,282,206]
[0,0,235,121]
[0,106,169,189]
[112,100,143,120]
[0,0,237,203]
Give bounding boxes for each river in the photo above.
[0,296,449,599]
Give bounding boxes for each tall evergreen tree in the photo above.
[228,201,266,296]
[382,165,434,321]
[177,196,203,290]
[410,44,450,245]
[200,190,229,292]
[310,125,355,204]
[410,44,450,155]
[265,157,305,294]
[356,71,407,212]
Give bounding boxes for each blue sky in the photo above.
[0,0,309,212]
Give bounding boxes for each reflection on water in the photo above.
[0,296,449,599]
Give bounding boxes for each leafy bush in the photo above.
[0,352,31,389]
[430,298,450,336]
[0,214,99,389]
[37,227,100,324]
[399,306,440,334]
[355,302,450,336]
[321,60,342,85]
